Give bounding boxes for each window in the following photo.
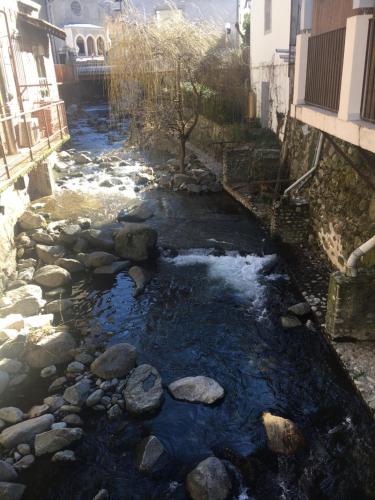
[87,36,95,56]
[76,36,85,56]
[264,0,272,34]
[155,8,183,23]
[97,37,105,56]
[71,1,82,15]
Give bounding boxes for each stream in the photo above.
[21,103,375,499]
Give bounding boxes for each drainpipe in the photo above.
[283,131,324,197]
[346,235,375,277]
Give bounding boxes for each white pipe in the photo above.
[346,235,375,277]
[283,131,324,197]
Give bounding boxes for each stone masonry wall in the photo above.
[285,117,375,271]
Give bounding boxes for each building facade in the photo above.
[250,0,300,138]
[0,0,69,284]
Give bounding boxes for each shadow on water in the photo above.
[20,103,375,500]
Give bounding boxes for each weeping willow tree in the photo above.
[108,2,222,172]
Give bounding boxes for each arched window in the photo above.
[97,36,105,56]
[76,36,85,56]
[87,36,95,56]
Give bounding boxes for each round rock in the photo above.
[168,376,224,404]
[90,343,136,380]
[124,364,163,415]
[186,457,231,500]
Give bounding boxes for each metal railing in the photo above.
[361,18,375,123]
[0,100,69,185]
[305,28,346,112]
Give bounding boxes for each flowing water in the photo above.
[21,103,375,499]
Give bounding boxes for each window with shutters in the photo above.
[264,0,272,34]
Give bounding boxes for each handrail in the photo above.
[0,100,66,124]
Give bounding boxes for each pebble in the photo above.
[63,414,83,426]
[66,361,85,374]
[51,422,67,430]
[107,404,122,420]
[17,444,31,456]
[41,365,57,378]
[86,389,104,407]
[52,449,76,462]
[13,454,35,470]
[49,377,67,393]
[28,404,49,418]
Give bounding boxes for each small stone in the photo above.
[0,460,17,481]
[86,389,104,407]
[62,414,83,426]
[63,380,91,406]
[66,361,85,374]
[107,404,122,420]
[262,412,305,455]
[41,365,57,378]
[280,316,303,329]
[48,377,67,393]
[186,457,231,500]
[59,405,81,414]
[75,352,93,365]
[0,482,26,500]
[17,444,30,456]
[35,427,83,456]
[43,396,65,412]
[13,454,34,471]
[135,435,166,474]
[52,449,76,462]
[168,376,224,404]
[93,489,109,500]
[28,404,50,419]
[0,408,24,424]
[288,302,311,316]
[51,423,67,430]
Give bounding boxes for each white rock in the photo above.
[40,365,57,378]
[0,285,45,317]
[0,315,24,331]
[24,314,54,330]
[33,265,71,289]
[168,376,224,404]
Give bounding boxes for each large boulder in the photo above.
[36,244,66,265]
[87,252,118,268]
[0,414,54,448]
[186,457,231,500]
[34,265,71,288]
[262,412,305,455]
[25,330,76,368]
[168,376,224,404]
[0,285,45,317]
[0,482,26,500]
[114,223,157,262]
[124,364,163,415]
[34,427,83,456]
[90,343,136,380]
[136,436,166,474]
[18,211,46,231]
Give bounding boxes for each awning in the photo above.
[18,12,66,40]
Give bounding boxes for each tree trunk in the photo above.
[179,137,186,173]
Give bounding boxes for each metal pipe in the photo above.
[346,235,375,277]
[283,131,324,196]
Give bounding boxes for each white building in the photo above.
[250,0,299,138]
[35,0,118,63]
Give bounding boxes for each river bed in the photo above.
[20,103,375,500]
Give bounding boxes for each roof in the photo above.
[18,12,66,40]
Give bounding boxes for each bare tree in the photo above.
[108,2,221,172]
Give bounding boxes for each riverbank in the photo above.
[0,102,375,499]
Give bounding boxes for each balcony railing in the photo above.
[305,28,346,113]
[0,100,69,187]
[361,18,375,123]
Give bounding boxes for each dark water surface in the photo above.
[21,104,375,500]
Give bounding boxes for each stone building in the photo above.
[0,0,69,288]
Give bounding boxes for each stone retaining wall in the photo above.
[285,117,375,271]
[270,198,310,245]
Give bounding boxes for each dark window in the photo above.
[265,0,272,34]
[71,1,82,16]
[76,36,85,56]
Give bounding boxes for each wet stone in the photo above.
[135,435,166,474]
[168,376,224,404]
[124,364,163,415]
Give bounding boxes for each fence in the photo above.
[0,100,68,185]
[361,18,375,123]
[305,28,346,112]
